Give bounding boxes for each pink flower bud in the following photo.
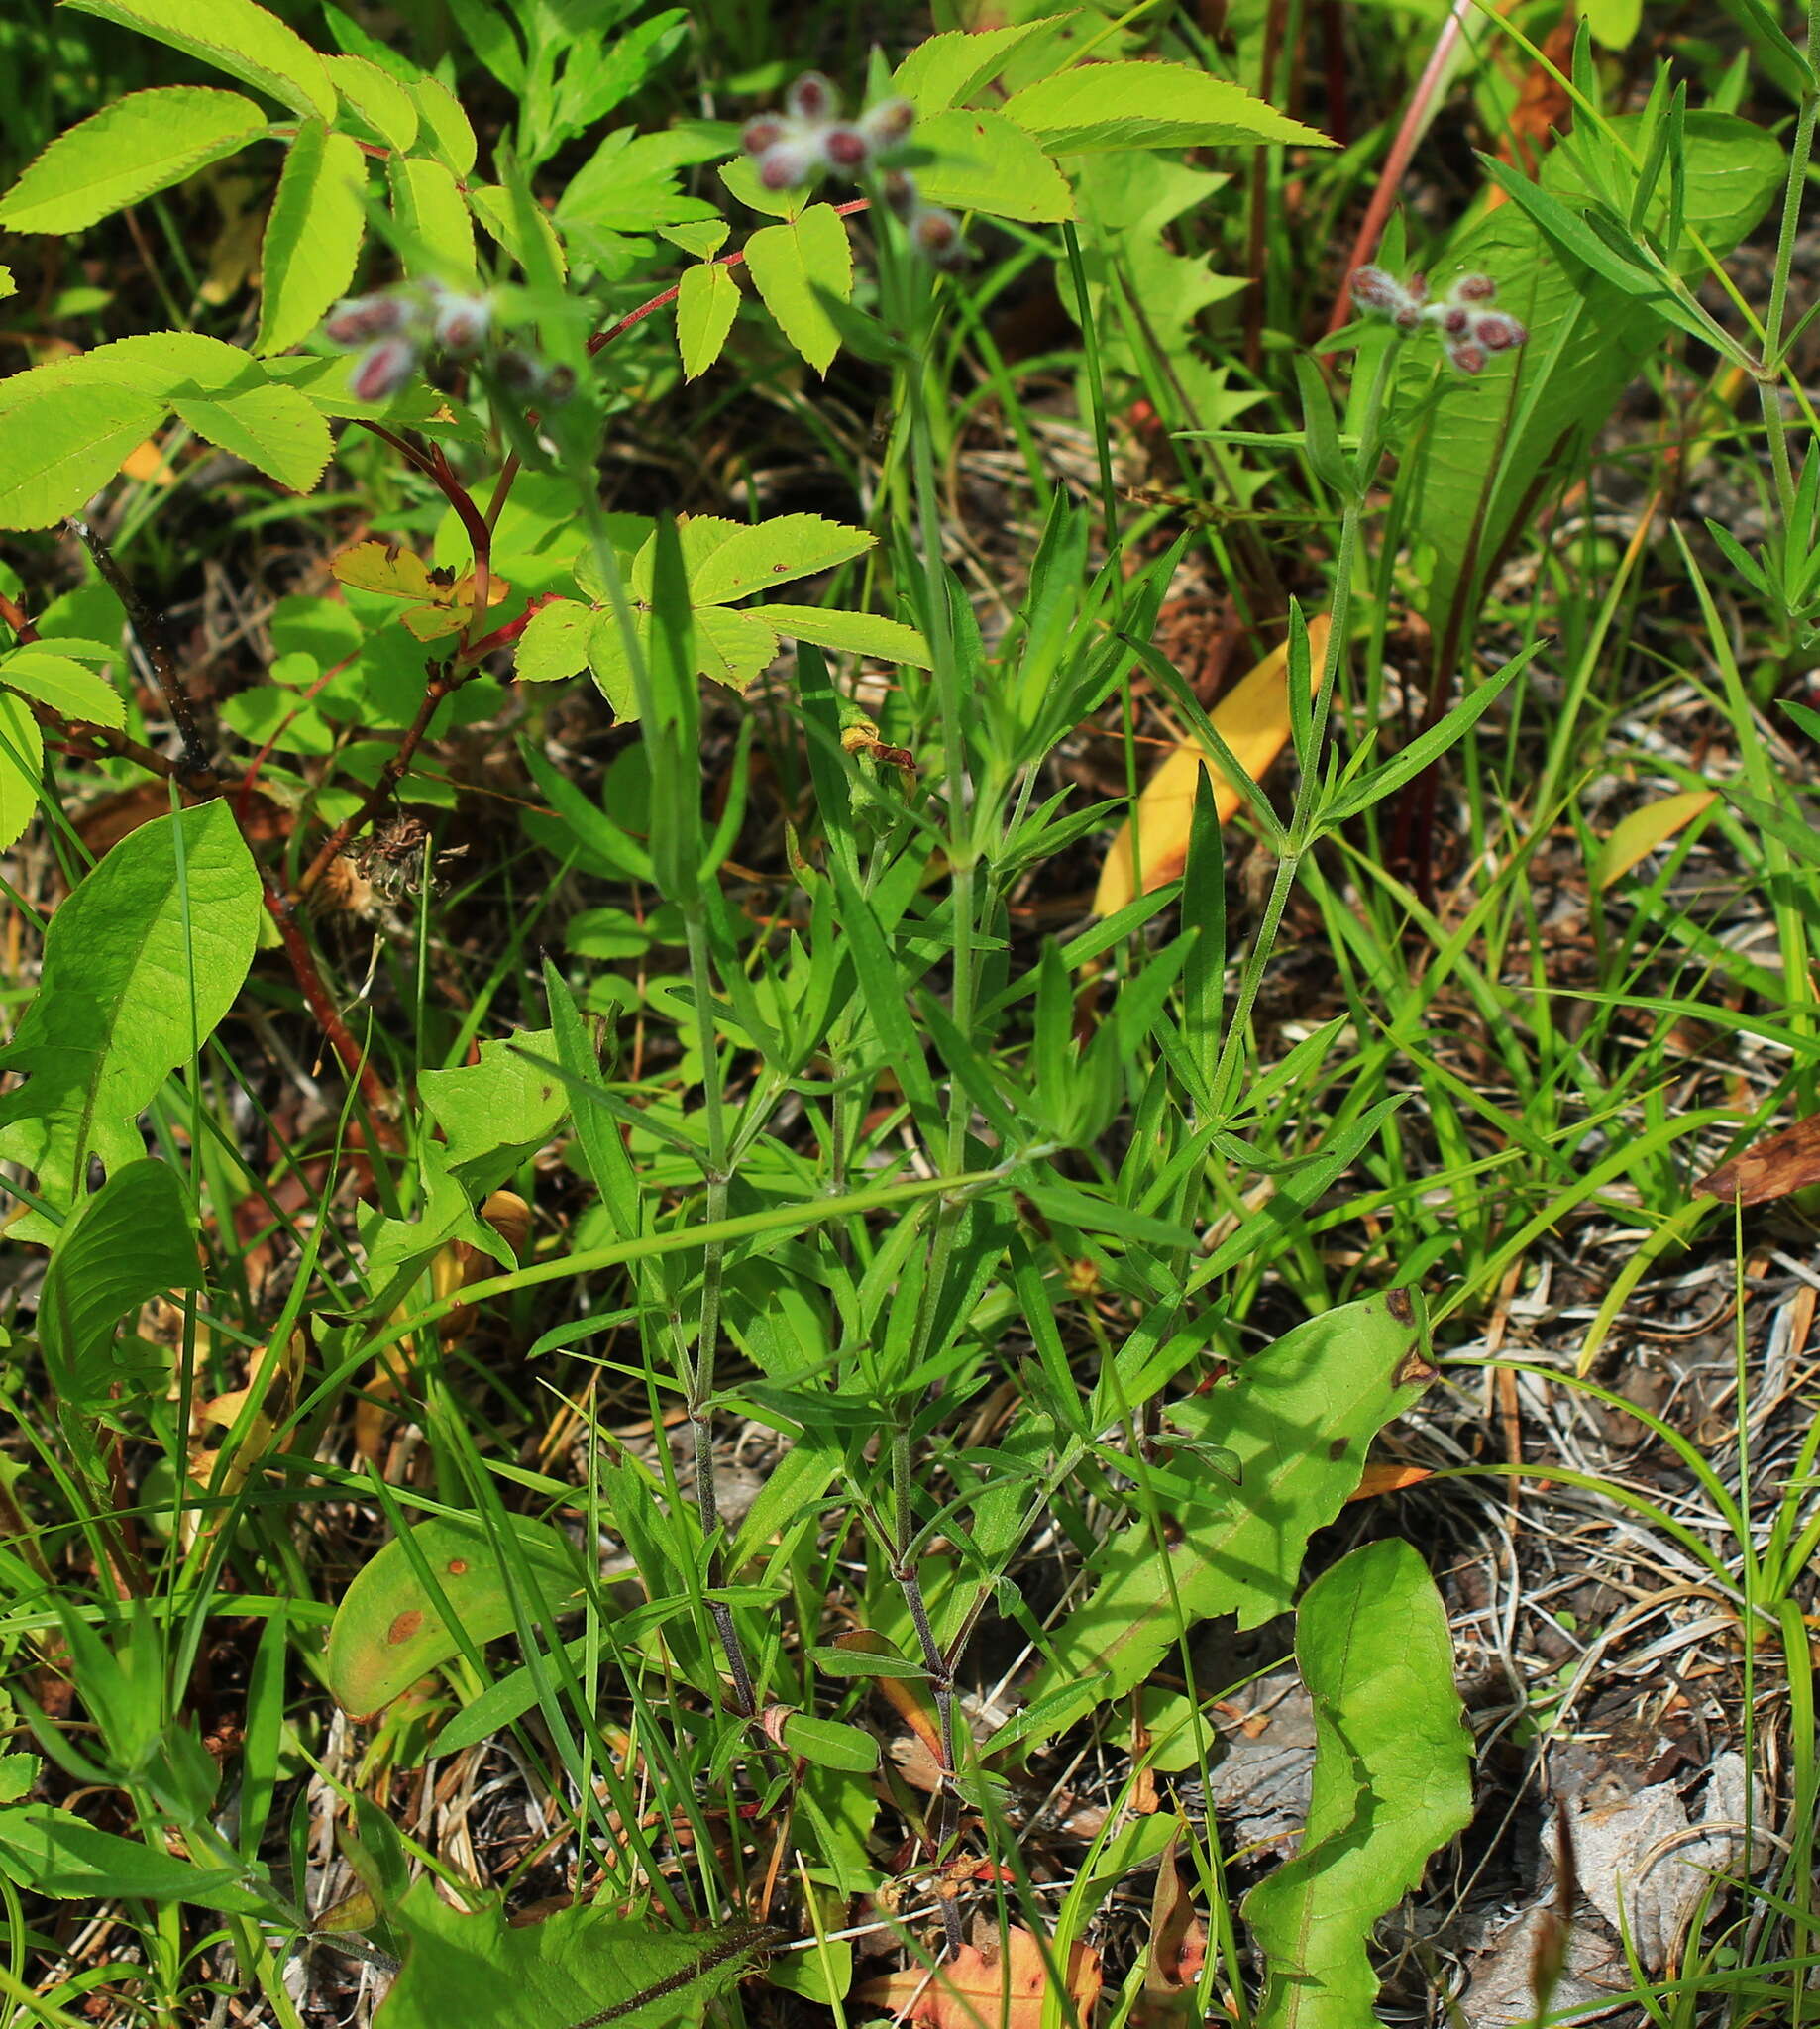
[1394,303,1423,333]
[882,168,918,221]
[742,115,787,156]
[1447,341,1487,375]
[1438,305,1468,336]
[1451,272,1497,302]
[323,294,408,347]
[820,123,870,170]
[787,71,837,122]
[432,293,491,355]
[859,97,915,150]
[350,335,419,402]
[912,205,967,269]
[1405,274,1429,303]
[1471,310,1526,351]
[494,349,541,394]
[1350,266,1404,313]
[757,136,823,189]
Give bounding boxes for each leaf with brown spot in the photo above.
[325,1513,584,1719]
[1095,617,1331,914]
[858,1927,1102,2029]
[1697,1112,1820,1206]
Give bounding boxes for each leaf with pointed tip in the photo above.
[256,121,367,353]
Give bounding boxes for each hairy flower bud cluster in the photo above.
[1350,266,1527,375]
[742,74,965,268]
[321,278,574,407]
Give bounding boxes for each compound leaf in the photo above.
[0,382,167,530]
[915,108,1075,223]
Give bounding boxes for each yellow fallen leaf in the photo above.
[1593,788,1716,890]
[119,437,176,485]
[1095,615,1332,916]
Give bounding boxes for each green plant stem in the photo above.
[1062,221,1121,540]
[1757,0,1820,523]
[1211,338,1398,1112]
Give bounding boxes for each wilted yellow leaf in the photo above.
[1095,615,1331,916]
[332,538,436,600]
[1593,788,1716,890]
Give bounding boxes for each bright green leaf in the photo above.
[1245,1540,1472,2028]
[1008,1289,1436,1746]
[894,18,1077,112]
[171,381,333,492]
[676,259,740,379]
[39,1161,200,1408]
[514,598,592,683]
[325,52,418,152]
[0,1804,275,1914]
[256,120,366,354]
[744,204,851,374]
[325,1512,584,1718]
[0,382,167,530]
[0,649,124,726]
[1579,0,1643,46]
[62,0,336,120]
[760,604,931,666]
[388,155,476,281]
[410,76,478,176]
[0,696,42,852]
[915,107,1075,223]
[0,87,267,233]
[362,1028,570,1291]
[0,329,268,400]
[0,802,262,1243]
[375,1877,770,2029]
[687,515,875,603]
[468,182,567,279]
[1003,60,1331,152]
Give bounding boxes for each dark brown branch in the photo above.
[69,518,214,780]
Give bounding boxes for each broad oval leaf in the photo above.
[1003,61,1330,153]
[744,204,852,375]
[62,0,336,120]
[256,121,367,354]
[1244,1540,1472,2027]
[0,86,267,234]
[514,597,592,682]
[0,802,261,1243]
[170,383,333,493]
[759,604,931,667]
[916,108,1075,224]
[676,259,740,380]
[325,1512,586,1718]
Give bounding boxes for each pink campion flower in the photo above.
[1350,266,1406,314]
[820,123,870,170]
[912,205,967,269]
[323,294,410,347]
[1452,272,1497,301]
[350,336,418,401]
[859,97,915,151]
[742,115,786,155]
[431,292,491,355]
[756,134,824,189]
[1447,341,1487,375]
[1470,310,1527,351]
[787,71,837,122]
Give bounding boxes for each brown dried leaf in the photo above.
[1344,1459,1433,1502]
[859,1928,1102,2029]
[1696,1112,1820,1206]
[1134,1823,1208,2028]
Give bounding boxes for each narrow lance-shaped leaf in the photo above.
[1005,1289,1437,1747]
[1245,1539,1472,2028]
